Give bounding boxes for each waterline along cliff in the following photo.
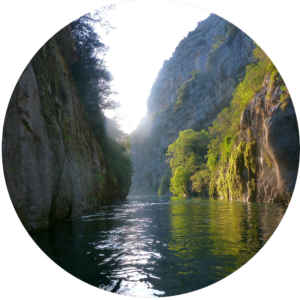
[3,22,132,232]
[130,14,299,203]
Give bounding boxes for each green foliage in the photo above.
[281,101,289,112]
[226,45,275,127]
[247,178,256,201]
[104,138,133,188]
[158,167,172,196]
[264,154,272,168]
[190,164,210,195]
[166,43,274,200]
[190,69,200,79]
[63,134,71,143]
[174,82,189,111]
[212,142,246,199]
[208,107,234,137]
[266,69,278,100]
[206,136,221,173]
[212,34,226,51]
[207,173,217,197]
[206,34,225,70]
[213,167,226,198]
[279,85,290,106]
[174,70,208,111]
[71,10,118,113]
[170,167,191,196]
[93,173,105,188]
[166,129,210,196]
[280,86,288,92]
[207,131,238,179]
[192,69,209,91]
[165,104,175,121]
[244,140,256,174]
[244,138,257,202]
[70,10,133,194]
[226,142,246,200]
[231,46,275,111]
[70,9,119,145]
[226,23,238,38]
[120,135,131,152]
[152,110,164,121]
[167,129,210,175]
[270,69,278,87]
[210,140,256,200]
[207,44,276,180]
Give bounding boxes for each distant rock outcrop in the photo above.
[130,14,256,195]
[2,26,131,231]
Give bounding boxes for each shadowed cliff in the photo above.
[2,25,132,231]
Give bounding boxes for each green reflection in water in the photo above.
[168,197,286,285]
[31,196,287,297]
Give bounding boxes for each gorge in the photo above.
[2,12,298,231]
[130,14,299,204]
[2,7,299,297]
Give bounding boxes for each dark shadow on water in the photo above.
[31,196,287,297]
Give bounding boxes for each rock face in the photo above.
[2,26,131,232]
[130,14,256,195]
[239,76,299,204]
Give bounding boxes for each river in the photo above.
[31,196,287,297]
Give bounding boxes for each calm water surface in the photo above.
[31,197,287,297]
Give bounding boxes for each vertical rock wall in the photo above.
[239,76,299,204]
[2,27,131,231]
[130,14,256,195]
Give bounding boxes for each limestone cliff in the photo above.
[238,76,299,204]
[130,14,256,195]
[2,26,131,232]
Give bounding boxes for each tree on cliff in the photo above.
[70,7,133,190]
[190,164,210,195]
[167,129,210,175]
[166,129,210,196]
[170,167,190,196]
[71,6,118,113]
[206,45,277,197]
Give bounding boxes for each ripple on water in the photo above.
[30,196,287,297]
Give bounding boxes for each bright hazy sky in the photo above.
[97,0,210,133]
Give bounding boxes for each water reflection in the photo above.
[31,197,286,297]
